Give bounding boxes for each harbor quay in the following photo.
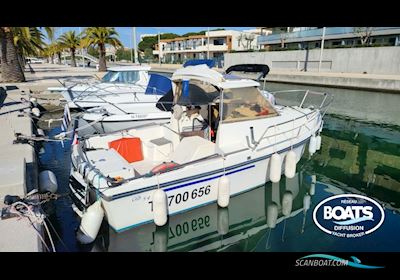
[0,86,42,251]
[147,63,400,93]
[0,64,107,252]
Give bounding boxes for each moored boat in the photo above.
[69,64,333,233]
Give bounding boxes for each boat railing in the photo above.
[269,89,334,117]
[246,108,320,151]
[68,82,173,115]
[73,83,160,100]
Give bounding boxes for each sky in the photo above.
[54,27,256,48]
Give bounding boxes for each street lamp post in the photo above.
[158,31,161,66]
[207,27,210,59]
[79,27,85,68]
[133,27,139,64]
[318,27,326,72]
[130,28,133,63]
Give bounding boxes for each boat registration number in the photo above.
[148,185,211,211]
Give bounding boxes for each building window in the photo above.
[213,38,225,45]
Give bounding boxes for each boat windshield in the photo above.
[102,71,141,83]
[174,79,219,106]
[221,87,278,122]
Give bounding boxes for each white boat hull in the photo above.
[70,141,307,232]
[100,172,307,252]
[81,111,172,134]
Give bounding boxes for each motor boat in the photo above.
[79,63,275,135]
[79,73,174,134]
[48,65,153,109]
[69,63,333,234]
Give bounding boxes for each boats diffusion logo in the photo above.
[313,194,385,238]
[295,254,384,269]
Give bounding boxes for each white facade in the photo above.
[153,30,260,64]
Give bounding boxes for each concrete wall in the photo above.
[224,46,400,75]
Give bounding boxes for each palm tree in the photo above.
[54,42,64,65]
[58,31,81,67]
[81,27,122,72]
[43,43,56,64]
[1,27,54,82]
[0,27,26,82]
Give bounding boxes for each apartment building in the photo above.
[153,30,259,65]
[258,27,400,50]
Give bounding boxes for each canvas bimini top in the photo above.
[107,65,151,72]
[172,64,260,89]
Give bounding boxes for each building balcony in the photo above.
[153,44,229,55]
[257,27,400,45]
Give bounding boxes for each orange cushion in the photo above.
[108,137,143,163]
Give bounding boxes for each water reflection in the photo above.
[303,114,400,210]
[92,171,314,252]
[265,81,400,126]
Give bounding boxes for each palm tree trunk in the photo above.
[50,55,54,64]
[17,51,25,70]
[57,52,62,64]
[70,48,76,67]
[98,43,107,72]
[0,28,25,82]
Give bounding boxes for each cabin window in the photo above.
[220,87,278,122]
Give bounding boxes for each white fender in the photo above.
[311,175,316,184]
[32,107,41,117]
[78,162,89,176]
[284,150,297,178]
[269,153,282,183]
[153,189,168,226]
[310,175,316,195]
[77,201,104,244]
[309,135,317,155]
[309,183,315,196]
[303,194,311,212]
[36,128,45,137]
[217,176,230,208]
[29,97,37,104]
[71,145,81,170]
[39,170,58,193]
[282,191,293,216]
[267,203,278,229]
